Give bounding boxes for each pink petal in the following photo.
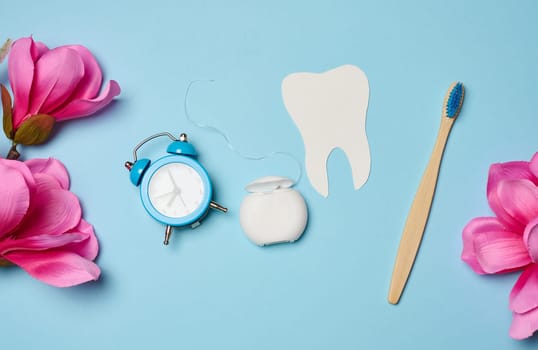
[59,45,103,100]
[488,161,538,188]
[464,220,531,274]
[31,173,63,191]
[25,158,70,190]
[462,217,507,274]
[0,160,31,238]
[4,250,100,287]
[531,152,538,179]
[63,219,99,260]
[25,47,85,119]
[510,264,538,314]
[8,37,37,124]
[510,309,538,340]
[497,179,538,229]
[31,41,49,60]
[0,232,86,255]
[487,161,538,232]
[51,80,120,120]
[14,174,81,239]
[524,218,538,262]
[2,158,36,187]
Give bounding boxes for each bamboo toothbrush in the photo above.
[388,82,465,305]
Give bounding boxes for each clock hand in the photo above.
[167,192,178,207]
[177,191,188,210]
[167,169,180,190]
[154,191,175,200]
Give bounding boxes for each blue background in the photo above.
[1,0,537,349]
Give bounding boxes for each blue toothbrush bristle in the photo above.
[445,82,464,118]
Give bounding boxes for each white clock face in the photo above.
[148,163,205,218]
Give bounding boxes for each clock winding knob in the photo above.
[124,161,133,171]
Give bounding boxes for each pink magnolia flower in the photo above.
[0,157,100,287]
[7,36,120,130]
[462,152,538,339]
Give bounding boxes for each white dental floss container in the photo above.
[240,176,308,246]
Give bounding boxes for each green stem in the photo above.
[6,144,19,160]
[0,258,13,267]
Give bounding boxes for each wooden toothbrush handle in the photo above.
[388,116,455,304]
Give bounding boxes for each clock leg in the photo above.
[210,201,228,213]
[164,225,173,245]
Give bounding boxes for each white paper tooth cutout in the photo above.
[282,64,370,197]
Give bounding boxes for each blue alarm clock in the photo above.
[125,132,227,245]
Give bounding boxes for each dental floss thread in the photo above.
[184,80,303,185]
[183,81,309,245]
